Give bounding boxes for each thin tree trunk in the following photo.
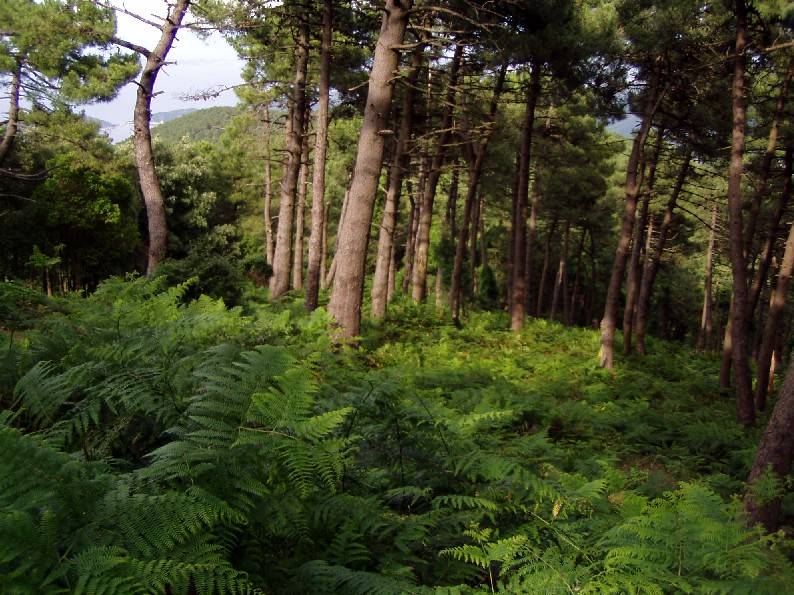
[727,0,755,426]
[292,131,310,290]
[569,228,586,327]
[411,45,463,302]
[754,147,794,411]
[536,217,559,318]
[371,42,423,317]
[449,60,507,319]
[697,198,719,352]
[599,54,665,368]
[270,12,309,299]
[636,148,692,355]
[263,113,275,266]
[0,57,22,168]
[305,0,332,312]
[320,200,331,291]
[550,219,570,323]
[130,0,190,277]
[510,62,542,331]
[327,0,412,339]
[623,129,663,355]
[527,169,540,315]
[402,192,419,294]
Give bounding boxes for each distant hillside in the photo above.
[150,106,240,144]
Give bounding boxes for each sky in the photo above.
[79,0,245,125]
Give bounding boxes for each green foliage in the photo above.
[1,278,792,592]
[150,107,240,144]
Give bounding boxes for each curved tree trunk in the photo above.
[599,54,665,369]
[623,130,663,355]
[754,147,794,411]
[270,11,309,299]
[635,148,692,355]
[131,0,190,277]
[327,0,412,339]
[305,0,333,312]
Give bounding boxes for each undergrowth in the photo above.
[0,278,791,593]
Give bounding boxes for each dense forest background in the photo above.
[3,0,794,592]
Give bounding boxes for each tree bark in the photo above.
[536,216,558,318]
[623,130,663,355]
[371,41,423,317]
[411,45,463,302]
[696,197,718,352]
[745,348,794,532]
[132,0,190,277]
[510,62,542,330]
[449,60,507,319]
[327,0,412,339]
[270,11,309,299]
[292,128,310,290]
[550,219,570,323]
[262,112,275,266]
[305,0,333,312]
[636,148,692,355]
[0,57,22,168]
[754,147,794,411]
[727,0,755,426]
[599,54,665,369]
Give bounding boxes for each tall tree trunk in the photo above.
[327,0,412,339]
[510,62,542,331]
[696,197,719,352]
[550,219,570,323]
[131,0,190,277]
[569,228,586,326]
[449,60,507,319]
[262,112,275,266]
[402,192,419,294]
[270,12,309,299]
[372,42,424,317]
[292,130,310,290]
[411,45,463,302]
[623,130,663,355]
[727,0,755,426]
[536,216,558,318]
[599,54,665,368]
[305,0,332,312]
[745,349,794,532]
[0,57,22,168]
[635,148,692,355]
[754,147,794,411]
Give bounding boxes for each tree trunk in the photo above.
[754,147,794,411]
[536,217,559,318]
[262,112,275,266]
[270,12,309,299]
[292,130,310,290]
[0,57,22,168]
[599,54,665,369]
[132,0,190,277]
[745,350,794,532]
[411,45,463,302]
[510,62,542,331]
[305,0,332,312]
[623,130,663,355]
[696,197,718,352]
[449,60,507,319]
[636,148,692,355]
[372,42,424,317]
[327,0,412,339]
[550,219,570,323]
[727,0,755,426]
[402,192,419,294]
